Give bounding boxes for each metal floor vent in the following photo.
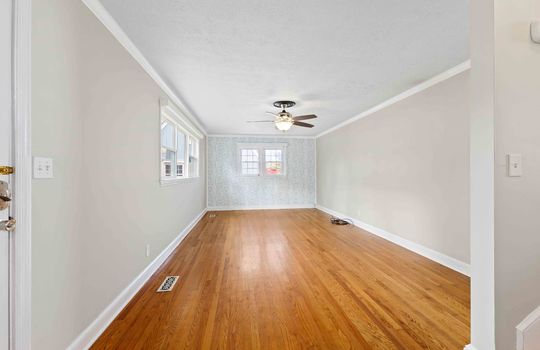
[157,276,179,292]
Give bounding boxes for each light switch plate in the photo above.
[33,157,54,179]
[531,21,540,44]
[507,154,522,177]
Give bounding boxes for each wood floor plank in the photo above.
[92,209,470,350]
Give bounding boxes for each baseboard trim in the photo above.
[67,208,208,350]
[464,345,478,350]
[209,204,316,211]
[517,305,540,350]
[316,205,470,276]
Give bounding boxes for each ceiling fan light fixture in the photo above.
[275,120,293,131]
[246,100,317,131]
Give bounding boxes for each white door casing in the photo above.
[1,0,13,348]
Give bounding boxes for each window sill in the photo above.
[160,176,200,187]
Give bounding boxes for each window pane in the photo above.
[161,121,175,149]
[265,162,282,175]
[161,148,176,178]
[240,149,259,175]
[265,149,282,175]
[188,137,199,177]
[265,149,282,162]
[177,130,186,177]
[177,131,186,162]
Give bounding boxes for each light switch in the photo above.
[507,154,522,177]
[531,21,540,44]
[33,157,54,179]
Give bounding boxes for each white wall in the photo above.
[208,136,315,208]
[317,71,470,265]
[493,0,540,348]
[32,0,206,348]
[470,0,540,347]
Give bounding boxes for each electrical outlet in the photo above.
[33,157,54,178]
[146,244,150,257]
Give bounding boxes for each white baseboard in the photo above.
[67,208,208,350]
[517,305,540,350]
[316,205,470,276]
[209,204,316,211]
[464,345,478,350]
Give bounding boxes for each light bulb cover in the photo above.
[275,120,293,131]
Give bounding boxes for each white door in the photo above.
[0,0,12,348]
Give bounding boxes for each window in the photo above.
[238,143,286,176]
[160,100,202,184]
[188,135,199,178]
[264,149,283,175]
[176,129,186,177]
[240,149,260,176]
[160,121,176,179]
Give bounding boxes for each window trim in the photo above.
[160,100,202,185]
[187,134,200,178]
[237,143,287,177]
[238,148,261,177]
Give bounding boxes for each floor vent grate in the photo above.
[157,276,179,292]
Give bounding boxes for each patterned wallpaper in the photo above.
[208,136,316,208]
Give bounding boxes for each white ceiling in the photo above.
[100,0,469,136]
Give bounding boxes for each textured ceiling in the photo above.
[100,0,469,136]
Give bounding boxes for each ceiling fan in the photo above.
[247,100,318,132]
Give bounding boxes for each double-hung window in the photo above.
[264,149,283,175]
[240,149,260,176]
[238,143,286,176]
[160,100,203,184]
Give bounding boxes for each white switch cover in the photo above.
[33,157,54,178]
[531,21,540,44]
[507,154,523,177]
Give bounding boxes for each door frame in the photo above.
[10,0,31,348]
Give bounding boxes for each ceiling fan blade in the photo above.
[246,120,275,123]
[293,121,314,128]
[293,114,317,121]
[265,111,278,116]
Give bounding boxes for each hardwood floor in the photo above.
[92,209,470,349]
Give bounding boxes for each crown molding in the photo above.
[316,60,471,138]
[80,0,470,141]
[80,0,207,135]
[208,133,316,139]
[160,99,204,139]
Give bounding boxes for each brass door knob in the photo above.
[0,166,14,175]
[0,180,11,211]
[0,218,15,232]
